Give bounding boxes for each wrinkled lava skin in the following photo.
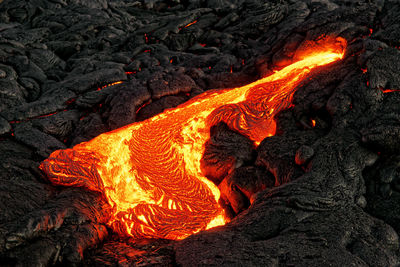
[40,37,345,240]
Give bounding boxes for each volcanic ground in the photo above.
[1,0,400,266]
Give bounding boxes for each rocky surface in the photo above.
[0,0,400,266]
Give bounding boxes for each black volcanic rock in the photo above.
[14,122,66,157]
[201,122,254,185]
[0,116,11,135]
[219,165,274,217]
[105,81,151,129]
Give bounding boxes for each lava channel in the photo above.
[40,37,346,240]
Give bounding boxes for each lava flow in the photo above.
[40,37,346,240]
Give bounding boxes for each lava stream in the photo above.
[40,37,346,240]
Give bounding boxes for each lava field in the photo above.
[0,0,400,266]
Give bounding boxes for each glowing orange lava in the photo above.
[381,89,400,93]
[184,20,198,28]
[40,37,346,240]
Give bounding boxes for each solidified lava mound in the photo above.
[0,0,400,266]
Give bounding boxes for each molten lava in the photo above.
[40,37,346,240]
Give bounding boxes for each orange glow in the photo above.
[40,37,346,240]
[311,119,316,127]
[381,89,400,93]
[97,81,123,91]
[135,100,151,114]
[184,20,198,28]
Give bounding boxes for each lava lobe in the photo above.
[39,37,346,240]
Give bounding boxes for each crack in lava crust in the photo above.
[39,37,346,240]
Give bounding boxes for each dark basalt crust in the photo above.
[0,0,400,266]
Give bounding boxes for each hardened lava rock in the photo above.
[201,122,254,185]
[0,0,400,266]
